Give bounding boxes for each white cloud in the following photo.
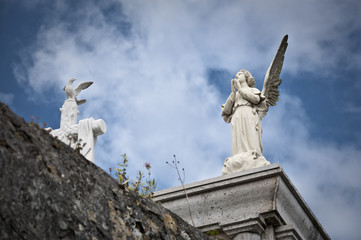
[13,1,361,239]
[261,92,361,239]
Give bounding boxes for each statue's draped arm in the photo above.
[221,92,236,123]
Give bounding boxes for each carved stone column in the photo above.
[60,99,78,129]
[78,118,106,162]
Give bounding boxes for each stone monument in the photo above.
[154,35,330,240]
[222,35,288,174]
[47,78,106,163]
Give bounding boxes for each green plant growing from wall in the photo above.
[111,153,157,199]
[166,155,195,227]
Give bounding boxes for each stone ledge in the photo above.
[155,164,282,201]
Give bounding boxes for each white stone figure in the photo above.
[63,78,93,105]
[47,79,106,163]
[222,35,288,174]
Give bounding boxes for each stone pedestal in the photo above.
[153,164,330,240]
[48,99,106,163]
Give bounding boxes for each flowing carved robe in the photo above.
[222,87,264,156]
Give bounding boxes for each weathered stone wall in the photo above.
[0,102,209,240]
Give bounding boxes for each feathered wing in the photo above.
[76,99,87,105]
[74,82,93,96]
[259,35,288,119]
[74,81,93,105]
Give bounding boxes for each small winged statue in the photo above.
[47,78,106,163]
[221,35,288,174]
[63,78,93,105]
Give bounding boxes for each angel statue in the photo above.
[47,78,106,163]
[221,35,288,175]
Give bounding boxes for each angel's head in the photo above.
[236,70,256,87]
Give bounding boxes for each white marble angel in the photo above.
[221,35,288,174]
[47,78,106,163]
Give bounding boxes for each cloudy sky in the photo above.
[1,0,361,239]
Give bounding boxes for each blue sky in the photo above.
[1,0,361,239]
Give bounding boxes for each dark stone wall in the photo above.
[0,102,209,240]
